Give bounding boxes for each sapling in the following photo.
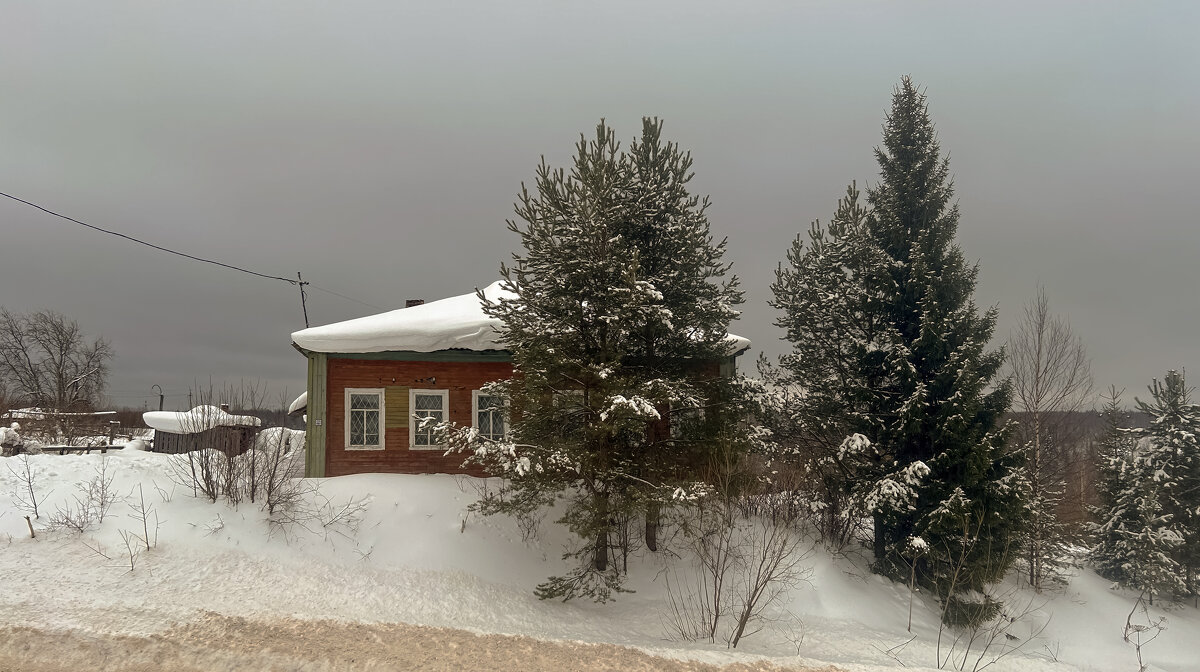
[7,453,47,520]
[127,484,160,551]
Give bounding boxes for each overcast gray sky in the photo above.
[2,1,1196,411]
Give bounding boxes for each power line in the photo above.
[307,283,384,311]
[1,190,298,284]
[2,190,387,313]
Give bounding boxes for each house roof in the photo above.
[291,281,751,356]
[143,405,262,435]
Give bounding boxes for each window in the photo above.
[473,390,506,442]
[345,388,384,450]
[410,389,449,449]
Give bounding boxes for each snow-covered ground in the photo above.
[2,447,1197,671]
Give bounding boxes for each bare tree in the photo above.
[0,309,112,413]
[1007,287,1093,590]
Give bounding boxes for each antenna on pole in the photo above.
[297,272,310,328]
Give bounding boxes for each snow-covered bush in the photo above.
[167,427,305,515]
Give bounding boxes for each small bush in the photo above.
[942,593,1002,629]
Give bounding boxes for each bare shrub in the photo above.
[47,460,121,533]
[118,529,141,572]
[1124,590,1168,672]
[249,427,306,515]
[82,458,119,524]
[727,515,812,648]
[662,441,813,649]
[270,486,368,543]
[48,498,94,532]
[167,448,223,503]
[164,385,306,516]
[127,484,160,551]
[7,453,47,519]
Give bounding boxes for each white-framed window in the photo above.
[345,388,385,450]
[410,389,450,450]
[472,390,506,442]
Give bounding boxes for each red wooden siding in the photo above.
[325,358,512,477]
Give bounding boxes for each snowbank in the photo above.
[142,405,262,435]
[291,281,751,355]
[4,451,1193,671]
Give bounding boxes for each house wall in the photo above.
[324,356,512,477]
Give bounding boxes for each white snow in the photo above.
[292,281,514,353]
[5,449,1194,671]
[0,423,20,446]
[287,391,307,415]
[142,405,262,435]
[291,281,751,355]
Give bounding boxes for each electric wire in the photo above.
[0,190,300,284]
[1,190,386,311]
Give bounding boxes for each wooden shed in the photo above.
[143,405,262,456]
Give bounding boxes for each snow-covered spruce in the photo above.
[763,77,1024,625]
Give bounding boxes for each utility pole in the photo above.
[151,384,164,411]
[297,272,310,328]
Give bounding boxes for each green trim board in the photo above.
[304,352,328,477]
[328,352,511,362]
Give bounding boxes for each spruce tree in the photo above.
[770,77,1024,622]
[1090,388,1138,583]
[462,119,744,602]
[766,183,905,541]
[864,78,1022,603]
[1132,370,1199,600]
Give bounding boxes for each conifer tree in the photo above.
[460,119,744,602]
[1090,388,1138,583]
[863,78,1023,601]
[1092,373,1197,603]
[770,77,1024,621]
[1132,370,1199,599]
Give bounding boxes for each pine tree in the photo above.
[770,77,1024,622]
[461,119,744,602]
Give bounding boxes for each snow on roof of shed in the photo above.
[143,405,262,435]
[288,391,307,415]
[291,281,751,356]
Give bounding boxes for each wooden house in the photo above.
[291,281,750,478]
[143,405,262,456]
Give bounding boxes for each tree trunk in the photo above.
[593,490,610,572]
[873,514,886,565]
[645,501,660,552]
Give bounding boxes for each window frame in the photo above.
[344,387,385,451]
[409,388,450,450]
[472,389,507,442]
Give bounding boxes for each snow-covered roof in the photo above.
[292,281,512,354]
[291,281,751,356]
[288,391,307,415]
[143,405,262,435]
